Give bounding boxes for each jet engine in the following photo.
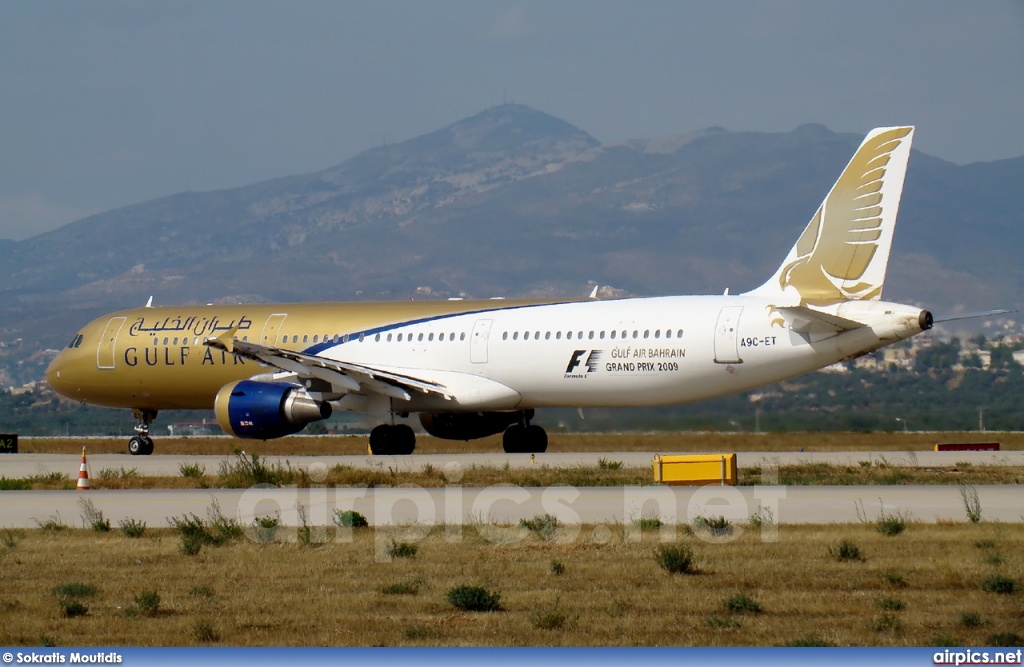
[214,380,331,440]
[419,410,530,441]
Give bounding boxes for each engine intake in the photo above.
[214,380,331,440]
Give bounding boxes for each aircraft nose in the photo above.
[46,349,77,397]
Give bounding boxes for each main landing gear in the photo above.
[369,423,416,455]
[128,408,157,456]
[502,417,548,454]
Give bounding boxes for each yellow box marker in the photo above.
[653,454,737,486]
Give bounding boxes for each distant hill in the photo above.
[1,105,1022,384]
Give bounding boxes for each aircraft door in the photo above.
[713,306,744,364]
[470,319,493,364]
[96,317,127,370]
[261,314,288,347]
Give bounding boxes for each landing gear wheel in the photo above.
[392,424,416,455]
[369,424,417,455]
[503,424,547,453]
[128,408,158,455]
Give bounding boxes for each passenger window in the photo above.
[374,334,380,342]
[502,332,508,340]
[513,332,519,341]
[632,330,638,339]
[643,330,650,339]
[172,337,178,345]
[578,331,584,339]
[397,333,403,342]
[387,333,393,342]
[449,333,455,341]
[303,335,309,343]
[359,333,365,342]
[460,332,466,341]
[600,331,605,339]
[556,331,562,340]
[610,331,616,339]
[545,332,551,340]
[418,333,424,342]
[665,330,672,339]
[242,336,247,342]
[429,333,434,342]
[588,331,594,340]
[313,335,319,343]
[535,331,540,340]
[163,337,168,345]
[677,329,683,338]
[655,330,661,339]
[153,338,158,346]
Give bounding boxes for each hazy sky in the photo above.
[2,1,1022,241]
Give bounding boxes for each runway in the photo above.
[2,484,1022,529]
[3,449,1024,479]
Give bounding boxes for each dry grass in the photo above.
[11,462,1024,491]
[20,431,1024,456]
[0,523,1020,647]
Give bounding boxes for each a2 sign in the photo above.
[0,434,16,454]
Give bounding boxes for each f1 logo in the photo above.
[566,350,602,374]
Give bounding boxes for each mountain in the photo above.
[1,105,1022,384]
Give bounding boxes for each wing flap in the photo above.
[204,337,450,400]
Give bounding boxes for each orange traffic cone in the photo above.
[77,446,90,491]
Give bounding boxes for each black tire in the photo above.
[128,436,145,456]
[525,425,548,453]
[369,424,393,455]
[392,424,416,455]
[502,424,525,453]
[141,436,155,456]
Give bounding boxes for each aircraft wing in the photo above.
[204,331,451,402]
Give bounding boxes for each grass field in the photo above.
[19,431,1024,456]
[1,521,1021,647]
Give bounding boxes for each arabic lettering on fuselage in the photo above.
[128,315,253,338]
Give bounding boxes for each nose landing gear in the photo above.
[128,408,157,456]
[502,414,548,454]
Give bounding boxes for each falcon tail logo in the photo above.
[565,350,603,377]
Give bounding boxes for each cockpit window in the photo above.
[68,334,84,348]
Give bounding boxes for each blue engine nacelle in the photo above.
[214,380,332,440]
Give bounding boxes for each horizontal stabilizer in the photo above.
[776,306,865,334]
[934,309,1013,323]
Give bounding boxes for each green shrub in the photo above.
[531,601,576,630]
[519,514,559,540]
[333,510,368,528]
[446,585,501,612]
[635,516,664,530]
[980,575,1016,595]
[97,466,138,479]
[828,539,863,562]
[59,599,88,619]
[881,570,908,587]
[217,451,297,487]
[1,528,20,549]
[0,477,31,490]
[52,583,97,598]
[705,614,740,630]
[869,613,900,632]
[876,510,910,536]
[877,597,905,612]
[974,539,996,549]
[782,636,837,647]
[550,559,565,575]
[35,514,67,532]
[178,462,206,478]
[597,457,622,470]
[180,534,203,556]
[654,544,696,575]
[387,540,418,559]
[191,619,219,642]
[722,593,762,614]
[988,633,1023,647]
[189,586,215,600]
[134,590,160,616]
[960,484,982,523]
[959,612,983,627]
[118,518,146,538]
[252,515,279,544]
[693,515,732,537]
[168,501,242,547]
[404,625,438,640]
[381,580,421,596]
